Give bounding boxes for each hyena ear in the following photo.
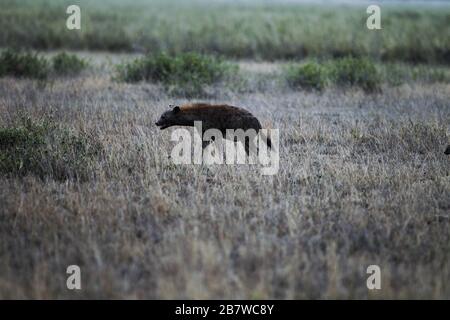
[173,106,180,114]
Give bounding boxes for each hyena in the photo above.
[155,103,272,154]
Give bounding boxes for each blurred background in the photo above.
[1,0,449,64]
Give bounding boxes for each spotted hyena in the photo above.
[155,103,272,154]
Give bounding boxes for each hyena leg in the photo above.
[244,139,258,162]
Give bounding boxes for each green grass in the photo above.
[0,49,88,79]
[285,62,328,91]
[1,0,449,64]
[1,47,447,91]
[285,58,382,92]
[328,57,381,92]
[0,49,49,79]
[381,63,450,86]
[116,52,237,97]
[0,116,102,181]
[52,52,88,76]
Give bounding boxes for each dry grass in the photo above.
[0,55,449,299]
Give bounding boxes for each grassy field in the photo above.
[1,0,449,63]
[0,52,449,298]
[0,0,450,299]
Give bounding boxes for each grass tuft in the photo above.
[0,49,49,79]
[52,52,88,76]
[116,52,237,97]
[0,116,102,181]
[328,57,381,92]
[285,62,328,91]
[0,49,89,79]
[284,58,384,92]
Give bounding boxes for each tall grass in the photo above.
[0,65,449,298]
[1,0,449,64]
[0,49,49,79]
[116,52,237,97]
[0,116,101,181]
[328,57,381,92]
[285,62,328,91]
[52,52,88,76]
[0,49,88,79]
[285,58,382,92]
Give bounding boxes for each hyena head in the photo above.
[155,106,182,130]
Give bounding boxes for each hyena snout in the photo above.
[155,119,171,130]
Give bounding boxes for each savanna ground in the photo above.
[0,0,449,299]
